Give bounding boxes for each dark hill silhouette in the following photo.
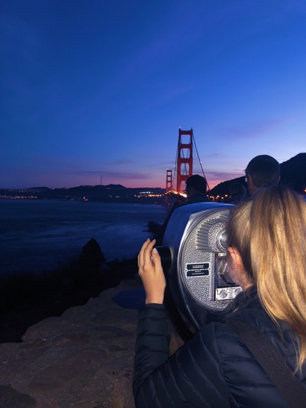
[209,153,306,197]
[1,153,305,201]
[279,153,306,192]
[0,184,166,204]
[209,176,246,198]
[28,187,50,191]
[105,184,126,189]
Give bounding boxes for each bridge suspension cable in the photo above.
[193,132,210,191]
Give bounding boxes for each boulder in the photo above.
[79,238,106,269]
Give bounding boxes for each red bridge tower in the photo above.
[177,128,193,193]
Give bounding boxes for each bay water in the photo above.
[0,200,168,275]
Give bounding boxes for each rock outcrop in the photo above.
[0,280,183,408]
[79,238,106,270]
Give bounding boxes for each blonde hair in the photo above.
[227,185,306,370]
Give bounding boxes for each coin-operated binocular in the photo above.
[156,202,242,341]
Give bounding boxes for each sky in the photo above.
[1,0,305,190]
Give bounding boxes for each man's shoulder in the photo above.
[179,194,210,206]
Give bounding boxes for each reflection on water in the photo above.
[0,200,168,274]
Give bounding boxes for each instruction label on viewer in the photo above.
[186,263,210,277]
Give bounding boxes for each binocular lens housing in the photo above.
[158,202,242,332]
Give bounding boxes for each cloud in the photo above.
[206,170,243,181]
[216,118,290,140]
[105,159,134,166]
[204,153,223,159]
[154,82,195,106]
[122,4,205,76]
[81,170,149,180]
[107,3,212,101]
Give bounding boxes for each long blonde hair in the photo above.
[227,185,306,370]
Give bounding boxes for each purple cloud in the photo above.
[216,118,291,140]
[106,159,133,166]
[206,170,243,181]
[81,170,149,180]
[204,153,223,159]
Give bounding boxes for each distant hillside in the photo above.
[210,153,306,197]
[1,154,305,202]
[279,153,306,191]
[0,184,166,204]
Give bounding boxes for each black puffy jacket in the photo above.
[133,288,306,407]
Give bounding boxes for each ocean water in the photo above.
[0,200,168,274]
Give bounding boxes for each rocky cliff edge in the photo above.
[0,280,183,408]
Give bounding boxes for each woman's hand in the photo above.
[138,238,166,304]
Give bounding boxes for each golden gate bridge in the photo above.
[165,128,210,202]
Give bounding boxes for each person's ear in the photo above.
[247,174,256,195]
[228,247,244,271]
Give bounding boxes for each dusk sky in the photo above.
[1,0,305,190]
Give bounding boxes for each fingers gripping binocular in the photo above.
[157,202,242,341]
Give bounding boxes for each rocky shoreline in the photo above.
[0,239,184,407]
[0,255,138,343]
[0,279,183,408]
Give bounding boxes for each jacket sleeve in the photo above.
[133,304,231,408]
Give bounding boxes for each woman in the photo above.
[133,185,306,407]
